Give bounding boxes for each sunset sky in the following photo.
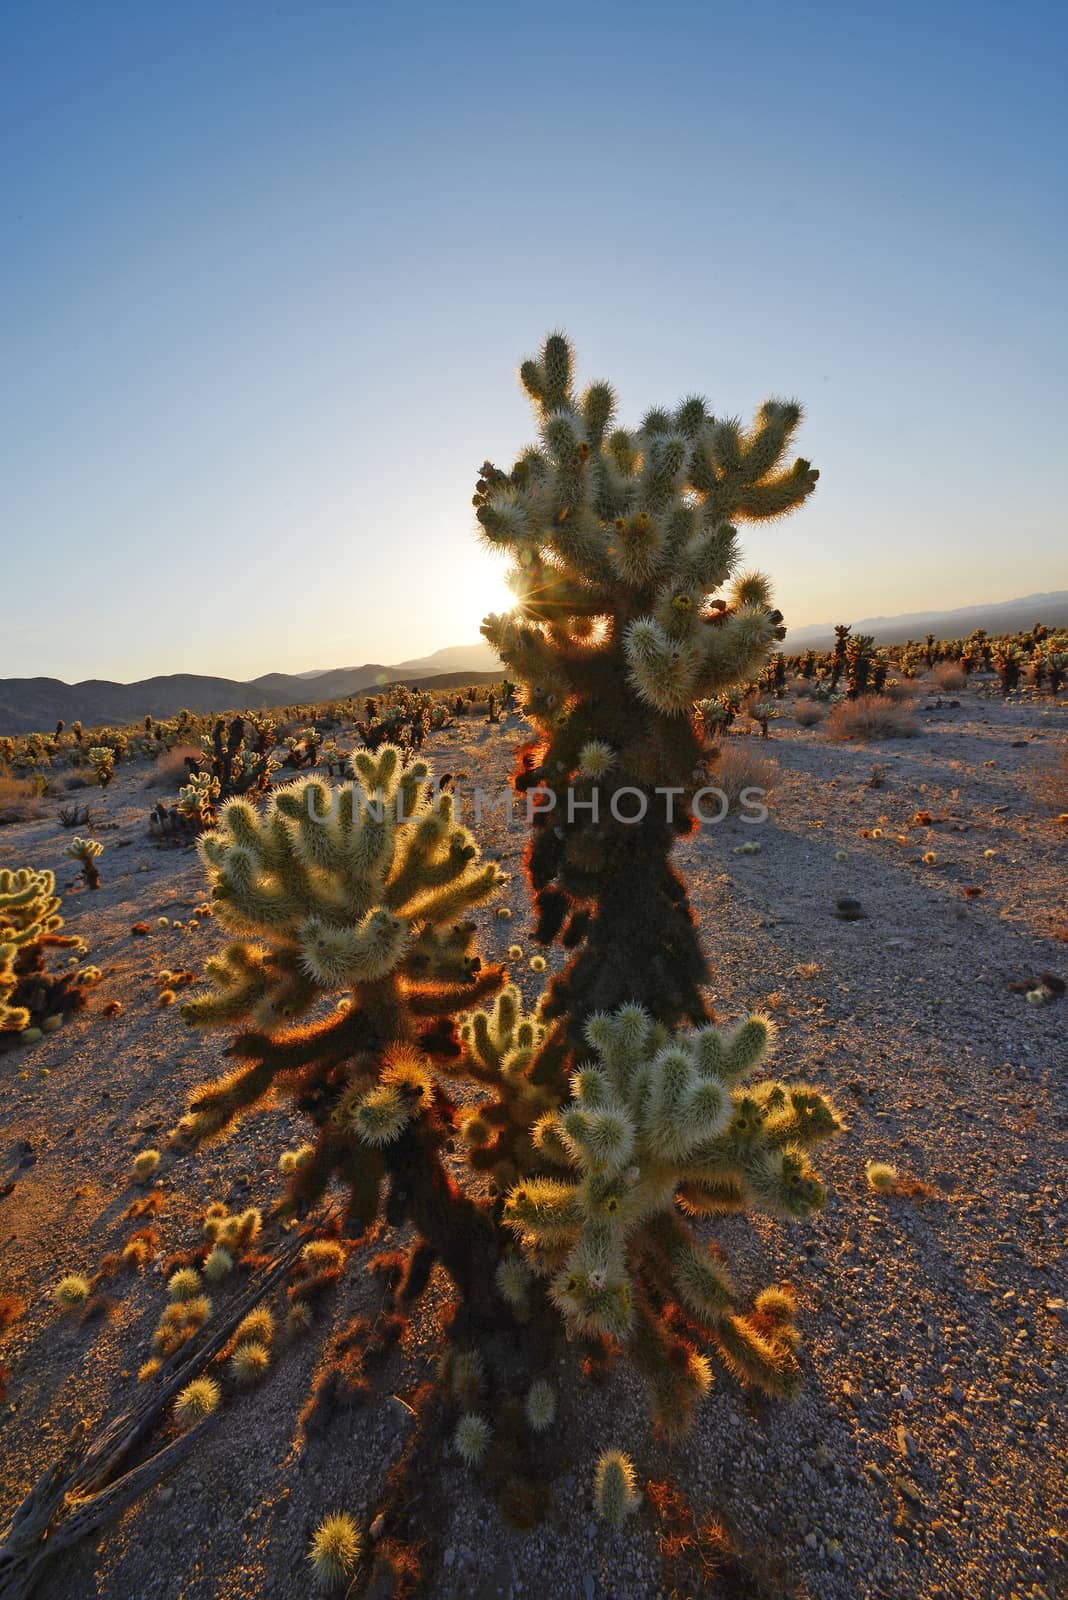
[3,1,1066,684]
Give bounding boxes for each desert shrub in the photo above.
[704,741,777,813]
[791,701,825,728]
[0,775,47,824]
[881,678,916,701]
[824,694,918,742]
[142,745,203,790]
[931,662,967,692]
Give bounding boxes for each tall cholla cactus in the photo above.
[502,1005,840,1434]
[476,332,817,1052]
[0,867,86,1040]
[178,746,507,1240]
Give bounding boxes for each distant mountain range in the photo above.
[783,591,1068,652]
[0,644,501,736]
[3,592,1066,736]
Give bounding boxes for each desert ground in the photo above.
[1,685,1065,1600]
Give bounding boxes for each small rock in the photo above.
[898,1476,925,1508]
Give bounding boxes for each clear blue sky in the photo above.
[3,1,1066,684]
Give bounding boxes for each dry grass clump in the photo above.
[142,745,202,789]
[931,662,968,691]
[824,695,918,743]
[791,701,825,728]
[0,775,47,824]
[704,742,777,813]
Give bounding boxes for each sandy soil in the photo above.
[0,686,1065,1600]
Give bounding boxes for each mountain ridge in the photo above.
[0,645,501,736]
[783,590,1068,652]
[4,593,1066,736]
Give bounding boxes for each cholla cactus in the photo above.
[87,747,115,787]
[179,747,506,1234]
[456,986,554,1173]
[993,644,1022,695]
[503,1004,840,1435]
[202,714,277,794]
[748,702,779,739]
[476,332,817,1047]
[0,867,86,1039]
[177,772,222,827]
[63,836,103,890]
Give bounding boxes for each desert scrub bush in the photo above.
[308,1512,361,1590]
[0,774,48,825]
[931,661,967,692]
[63,836,103,890]
[142,744,205,789]
[824,695,918,742]
[791,700,825,728]
[701,741,777,815]
[1,867,88,1042]
[178,747,508,1269]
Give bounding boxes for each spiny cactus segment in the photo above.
[503,1003,840,1433]
[178,748,506,1234]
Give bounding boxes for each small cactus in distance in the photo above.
[749,701,779,739]
[87,747,115,787]
[63,836,103,890]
